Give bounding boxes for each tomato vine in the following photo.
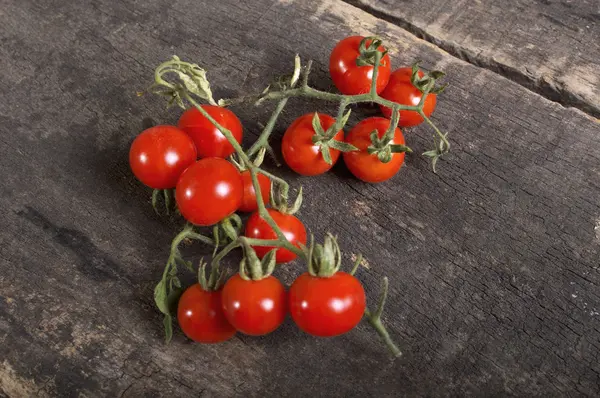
[148,40,450,358]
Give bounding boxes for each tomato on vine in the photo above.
[343,117,410,183]
[282,113,355,176]
[129,125,197,189]
[290,272,365,337]
[178,105,243,158]
[175,157,243,226]
[239,171,271,213]
[221,273,287,336]
[177,283,236,343]
[289,234,366,337]
[329,36,391,95]
[380,68,437,127]
[245,209,306,263]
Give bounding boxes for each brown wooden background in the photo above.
[1,0,599,396]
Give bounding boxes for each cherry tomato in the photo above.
[244,209,307,264]
[221,274,287,336]
[175,158,243,226]
[177,284,236,343]
[379,68,437,127]
[239,171,271,213]
[281,113,344,176]
[178,105,243,158]
[343,117,406,183]
[129,125,197,189]
[289,272,366,337]
[329,36,391,95]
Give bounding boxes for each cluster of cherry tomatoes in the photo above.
[132,35,438,346]
[282,36,437,183]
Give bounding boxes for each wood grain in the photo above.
[0,0,599,396]
[347,0,600,117]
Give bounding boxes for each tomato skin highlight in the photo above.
[177,284,236,343]
[239,171,271,213]
[329,36,391,95]
[281,113,344,176]
[289,272,366,337]
[178,105,243,158]
[343,117,406,183]
[129,125,197,189]
[244,209,307,264]
[221,274,287,336]
[379,68,437,127]
[175,158,243,226]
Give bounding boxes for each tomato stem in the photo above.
[370,50,382,96]
[247,97,289,158]
[365,277,402,357]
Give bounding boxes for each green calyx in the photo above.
[310,112,357,165]
[367,129,412,163]
[307,233,342,277]
[356,36,388,67]
[239,238,276,281]
[270,182,303,215]
[197,258,225,291]
[410,61,448,95]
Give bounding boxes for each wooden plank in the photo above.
[1,0,599,396]
[347,0,600,117]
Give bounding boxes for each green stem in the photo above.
[420,111,449,149]
[247,98,289,158]
[365,309,402,357]
[370,50,382,96]
[364,277,402,357]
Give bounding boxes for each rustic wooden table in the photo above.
[1,0,599,396]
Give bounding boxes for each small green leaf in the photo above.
[328,140,358,152]
[163,314,173,344]
[289,186,303,215]
[172,65,216,105]
[422,150,439,158]
[320,144,333,165]
[389,144,413,153]
[253,147,266,168]
[429,70,445,80]
[369,130,381,146]
[221,219,238,241]
[311,112,326,136]
[152,190,160,214]
[431,83,449,94]
[198,260,206,286]
[328,108,352,136]
[154,278,169,315]
[261,249,277,276]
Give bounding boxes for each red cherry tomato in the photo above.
[129,125,197,189]
[177,284,236,343]
[175,158,243,226]
[343,117,406,183]
[178,105,243,158]
[289,272,366,337]
[281,113,344,176]
[329,36,391,95]
[379,68,437,127]
[221,274,287,336]
[239,171,271,213]
[244,209,307,264]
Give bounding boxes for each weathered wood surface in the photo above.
[1,0,600,396]
[348,0,600,118]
